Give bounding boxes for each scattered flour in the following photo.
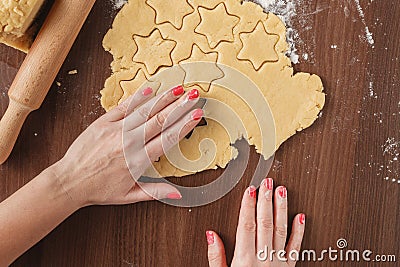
[110,0,127,10]
[272,159,282,172]
[354,0,375,47]
[382,138,400,184]
[368,81,377,99]
[383,138,399,162]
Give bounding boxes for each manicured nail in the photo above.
[249,186,257,198]
[188,88,200,100]
[264,178,273,190]
[172,85,184,96]
[278,186,287,199]
[192,109,204,121]
[299,213,306,225]
[206,231,214,245]
[167,192,182,200]
[142,87,153,96]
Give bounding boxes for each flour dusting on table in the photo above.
[382,138,399,183]
[354,0,375,47]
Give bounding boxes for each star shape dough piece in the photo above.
[133,29,177,75]
[179,44,224,92]
[146,0,194,29]
[237,21,280,70]
[195,3,239,49]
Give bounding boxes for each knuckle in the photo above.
[145,146,159,161]
[242,221,257,233]
[138,106,151,120]
[179,123,192,138]
[275,225,287,238]
[258,217,274,232]
[147,187,159,200]
[208,250,223,264]
[242,201,256,210]
[117,101,129,113]
[163,131,178,146]
[291,241,302,252]
[278,202,288,211]
[155,112,167,128]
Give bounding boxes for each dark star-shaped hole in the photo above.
[185,118,208,139]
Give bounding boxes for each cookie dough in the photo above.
[195,3,239,49]
[101,0,325,177]
[0,0,45,52]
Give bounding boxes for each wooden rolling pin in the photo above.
[0,0,97,164]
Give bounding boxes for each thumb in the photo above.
[125,182,182,203]
[206,231,228,267]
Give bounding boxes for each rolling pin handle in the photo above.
[0,100,32,164]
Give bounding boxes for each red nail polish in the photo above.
[172,85,184,96]
[142,87,153,96]
[278,186,287,199]
[249,186,257,198]
[265,178,273,190]
[299,214,306,225]
[192,109,203,121]
[188,89,199,100]
[167,192,182,200]
[206,231,214,245]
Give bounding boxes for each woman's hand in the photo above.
[0,85,204,265]
[52,85,203,208]
[206,179,305,267]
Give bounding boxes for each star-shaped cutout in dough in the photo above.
[120,69,161,103]
[179,44,224,92]
[150,64,186,95]
[237,21,280,70]
[146,0,194,29]
[133,29,177,75]
[195,3,240,49]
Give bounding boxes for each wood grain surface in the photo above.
[0,0,399,266]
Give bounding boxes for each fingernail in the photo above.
[142,87,153,96]
[278,186,287,199]
[172,85,184,96]
[299,213,306,225]
[264,178,273,190]
[167,192,182,200]
[249,186,257,198]
[188,88,200,100]
[192,109,203,121]
[206,231,214,245]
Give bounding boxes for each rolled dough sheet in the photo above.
[101,0,325,177]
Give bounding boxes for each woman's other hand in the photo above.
[206,179,306,267]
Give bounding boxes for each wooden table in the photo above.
[1,0,399,266]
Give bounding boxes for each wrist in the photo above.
[48,160,88,209]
